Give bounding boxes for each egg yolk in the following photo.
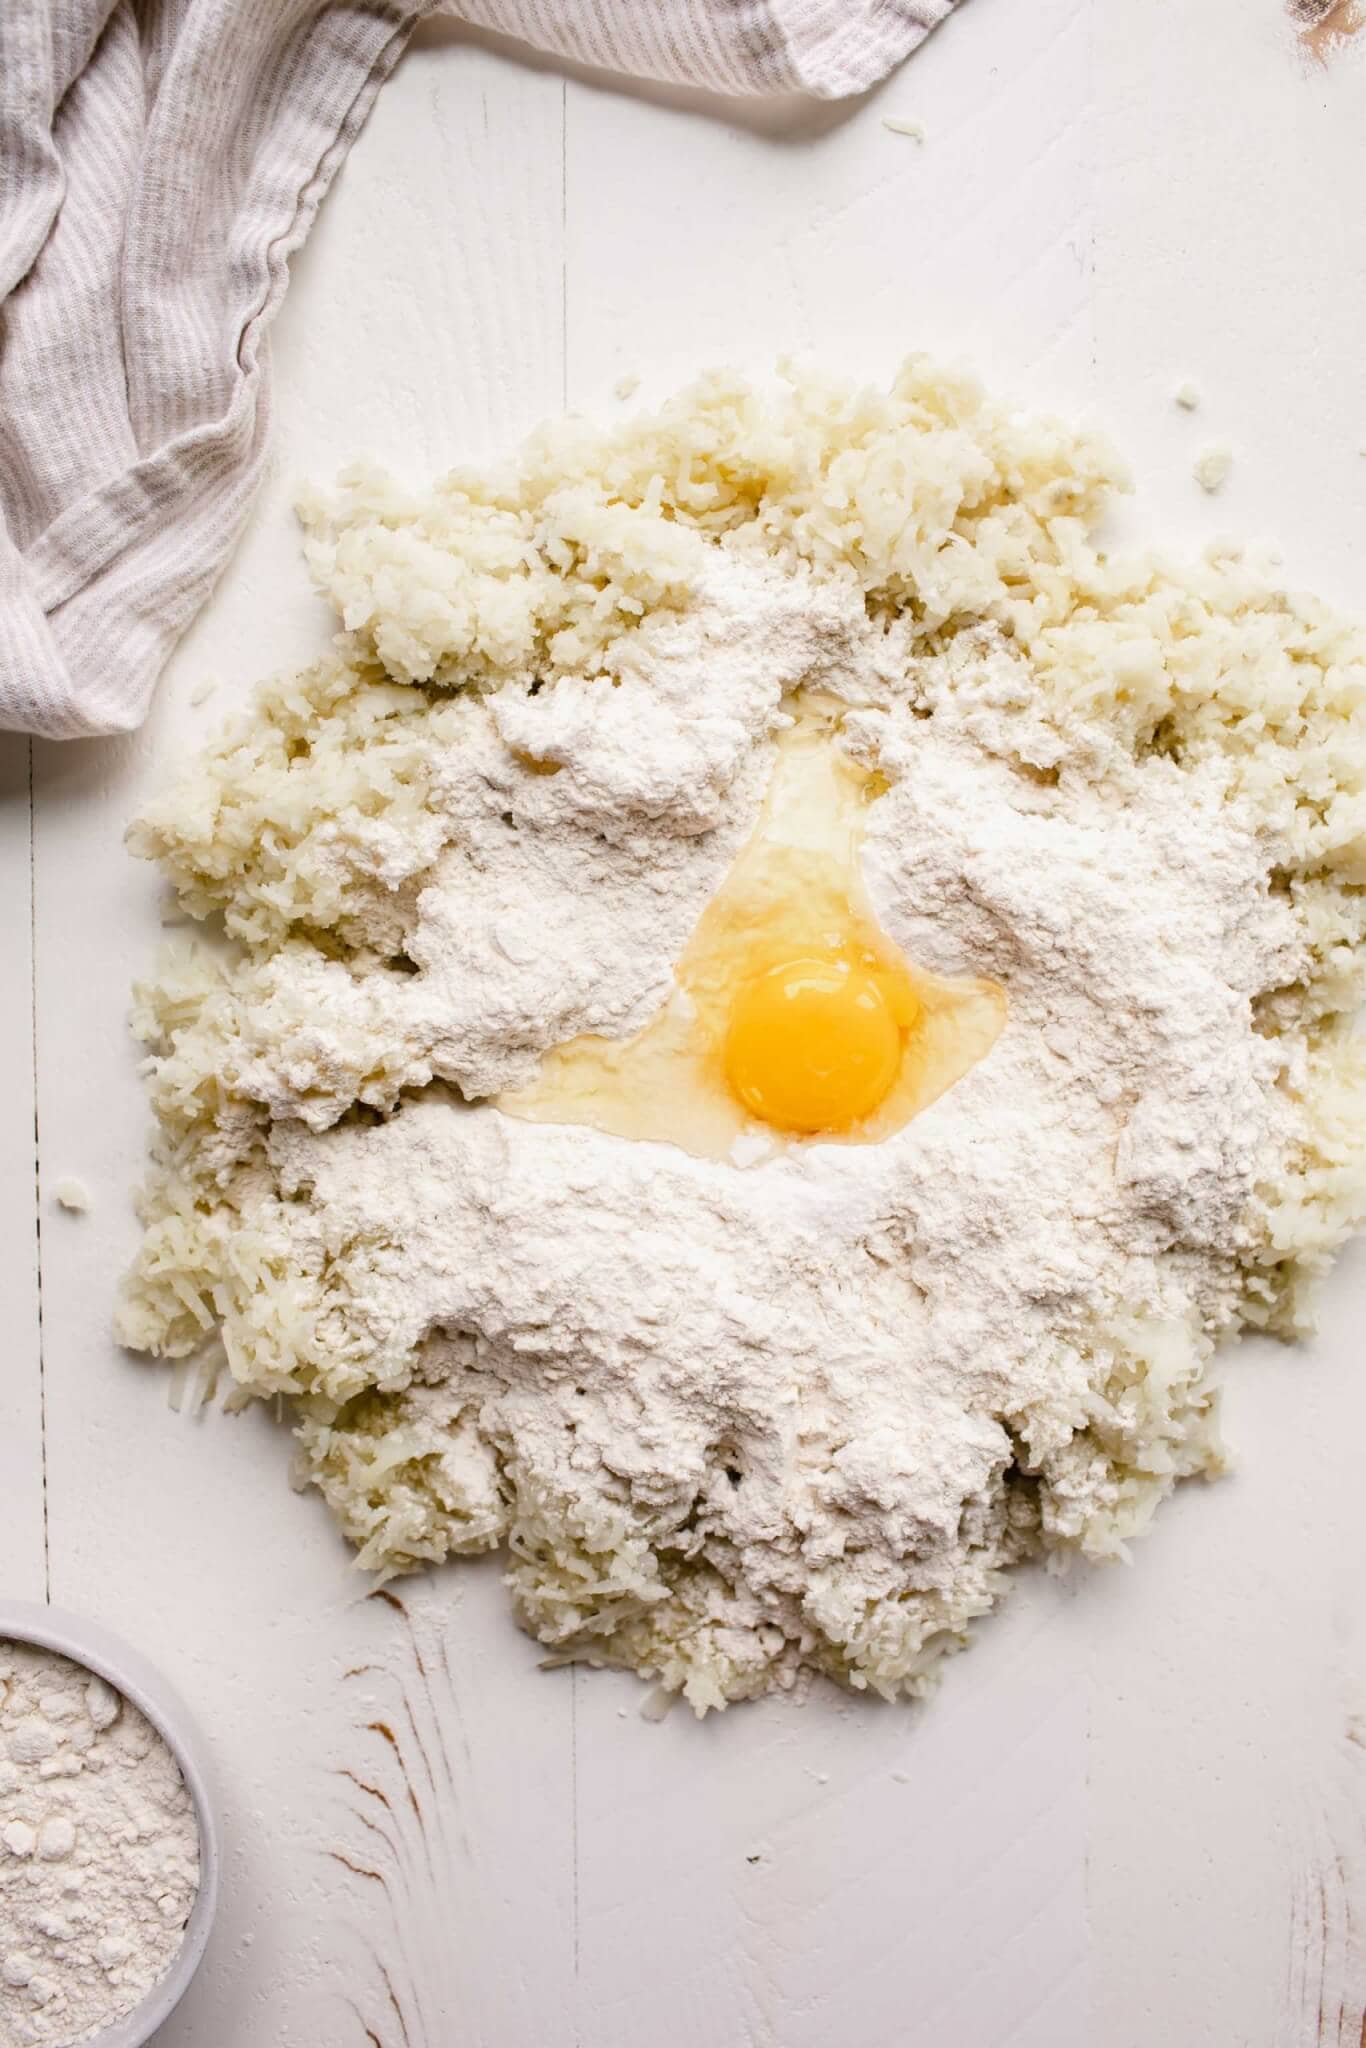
[496,701,1005,1164]
[725,954,911,1132]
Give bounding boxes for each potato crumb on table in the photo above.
[1193,441,1233,491]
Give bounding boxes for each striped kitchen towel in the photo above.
[0,0,955,739]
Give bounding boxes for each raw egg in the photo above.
[724,952,908,1133]
[498,703,1005,1163]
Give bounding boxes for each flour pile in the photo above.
[0,1642,199,2045]
[119,362,1366,1712]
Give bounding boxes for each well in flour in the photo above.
[497,697,1006,1162]
[119,360,1366,1713]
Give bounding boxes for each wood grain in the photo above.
[323,1579,576,2048]
[1284,1717,1366,2046]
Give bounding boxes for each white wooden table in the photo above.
[4,4,1365,2041]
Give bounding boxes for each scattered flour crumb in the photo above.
[1193,441,1233,491]
[187,678,217,709]
[882,116,926,140]
[613,373,641,401]
[1173,379,1201,411]
[53,1178,91,1214]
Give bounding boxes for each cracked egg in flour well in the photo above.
[498,701,1006,1162]
[119,361,1366,1715]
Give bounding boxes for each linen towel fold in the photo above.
[0,0,954,739]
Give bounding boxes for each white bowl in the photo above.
[0,1599,221,2048]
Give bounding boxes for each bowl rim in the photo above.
[0,1598,221,2048]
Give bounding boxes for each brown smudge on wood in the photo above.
[378,1962,412,2045]
[337,1775,402,1861]
[347,1801,400,1860]
[367,1719,423,1822]
[339,1766,394,1812]
[1288,0,1365,62]
[368,1582,429,1676]
[395,1693,441,1808]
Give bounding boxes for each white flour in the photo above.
[261,580,1304,1704]
[0,1644,199,2046]
[119,363,1366,1711]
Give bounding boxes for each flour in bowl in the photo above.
[0,1643,199,2045]
[118,361,1366,1711]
